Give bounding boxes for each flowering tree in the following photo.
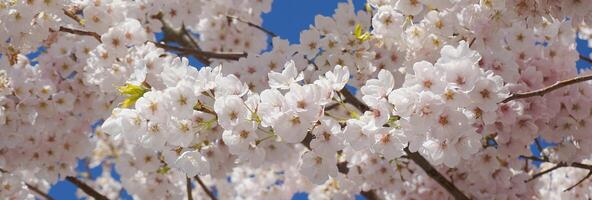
[3,0,592,199]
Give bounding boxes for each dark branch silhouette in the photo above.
[66,176,109,200]
[194,175,217,200]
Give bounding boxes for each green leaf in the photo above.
[353,23,372,42]
[354,23,363,38]
[157,165,170,174]
[365,3,372,14]
[117,83,148,108]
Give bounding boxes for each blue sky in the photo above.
[45,0,592,199]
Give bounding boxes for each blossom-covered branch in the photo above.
[501,73,592,103]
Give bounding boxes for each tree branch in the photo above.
[564,170,592,191]
[186,177,194,200]
[521,155,592,190]
[1,168,54,200]
[150,42,247,61]
[501,73,592,103]
[580,54,592,65]
[65,176,109,200]
[151,12,212,65]
[360,190,380,200]
[58,26,102,42]
[339,88,370,112]
[525,163,566,182]
[320,88,468,200]
[404,147,470,200]
[194,175,217,200]
[226,16,277,38]
[25,183,55,200]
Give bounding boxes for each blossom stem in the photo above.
[65,176,109,200]
[194,175,217,200]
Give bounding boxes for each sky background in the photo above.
[46,0,592,199]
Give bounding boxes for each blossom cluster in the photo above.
[2,0,592,199]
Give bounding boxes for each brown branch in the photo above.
[565,170,592,191]
[316,87,467,200]
[226,16,277,38]
[186,177,194,200]
[339,88,370,112]
[324,103,340,111]
[25,183,55,200]
[151,12,212,65]
[525,163,566,182]
[194,175,217,200]
[58,26,101,42]
[580,54,592,64]
[521,155,592,190]
[151,42,247,61]
[0,168,54,200]
[404,147,470,200]
[65,176,109,200]
[501,73,592,103]
[360,190,380,200]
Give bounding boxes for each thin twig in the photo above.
[65,176,109,200]
[525,163,566,182]
[226,16,278,37]
[580,54,592,64]
[186,177,194,200]
[501,73,592,103]
[0,168,54,200]
[564,170,592,191]
[521,155,592,190]
[58,26,102,42]
[151,42,247,61]
[404,147,470,200]
[25,183,55,200]
[194,175,217,200]
[151,12,211,65]
[520,155,547,163]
